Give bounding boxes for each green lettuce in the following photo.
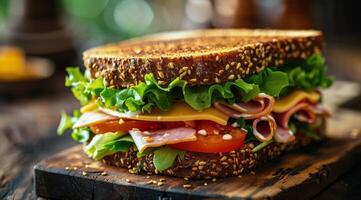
[83,132,130,160]
[153,146,185,172]
[280,54,333,93]
[83,133,184,172]
[57,110,91,143]
[64,54,332,114]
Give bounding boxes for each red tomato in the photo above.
[170,128,247,153]
[90,120,161,134]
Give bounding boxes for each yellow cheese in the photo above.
[80,100,98,113]
[100,102,229,126]
[273,90,320,113]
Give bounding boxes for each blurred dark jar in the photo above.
[4,0,77,70]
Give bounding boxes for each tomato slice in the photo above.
[170,128,247,153]
[90,120,161,134]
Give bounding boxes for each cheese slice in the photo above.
[100,102,229,126]
[273,90,320,113]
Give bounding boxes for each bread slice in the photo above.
[102,116,325,179]
[83,29,323,88]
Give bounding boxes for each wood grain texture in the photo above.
[34,137,361,200]
[33,81,361,200]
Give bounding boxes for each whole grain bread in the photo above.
[102,117,325,179]
[83,29,323,88]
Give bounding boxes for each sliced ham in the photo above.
[274,126,296,143]
[274,101,317,128]
[252,114,277,142]
[73,112,118,129]
[214,93,275,120]
[129,127,197,153]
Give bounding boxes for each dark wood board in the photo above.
[34,136,361,200]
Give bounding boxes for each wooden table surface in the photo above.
[0,80,361,200]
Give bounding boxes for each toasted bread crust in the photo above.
[83,29,323,88]
[102,117,325,179]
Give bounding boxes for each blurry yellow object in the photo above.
[0,46,54,82]
[0,46,27,80]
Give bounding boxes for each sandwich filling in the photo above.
[58,54,332,171]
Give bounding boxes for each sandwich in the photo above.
[58,29,333,179]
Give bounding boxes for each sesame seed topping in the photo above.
[143,136,153,142]
[82,171,87,176]
[222,134,233,140]
[231,122,239,127]
[183,184,192,188]
[228,74,235,80]
[101,171,108,176]
[157,182,164,186]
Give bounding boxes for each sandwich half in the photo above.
[58,29,333,179]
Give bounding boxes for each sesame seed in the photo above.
[226,64,230,70]
[82,171,87,176]
[228,74,235,80]
[167,62,174,69]
[197,129,207,136]
[146,180,154,184]
[73,167,78,170]
[157,182,164,186]
[126,179,130,183]
[101,171,108,176]
[146,176,150,179]
[204,182,208,186]
[143,136,153,142]
[212,178,217,182]
[65,167,70,170]
[183,184,192,188]
[198,161,206,166]
[220,156,227,161]
[184,177,189,181]
[222,134,233,140]
[159,178,166,182]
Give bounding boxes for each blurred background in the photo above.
[0,0,361,91]
[1,1,361,198]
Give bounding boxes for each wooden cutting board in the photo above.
[34,82,361,200]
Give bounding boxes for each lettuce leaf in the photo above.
[64,54,332,113]
[57,110,91,143]
[280,54,333,91]
[245,68,289,97]
[83,132,129,160]
[153,146,185,172]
